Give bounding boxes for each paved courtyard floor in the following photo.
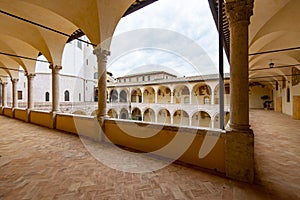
[0,110,299,199]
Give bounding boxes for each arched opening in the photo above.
[72,110,87,115]
[64,90,70,101]
[157,109,171,124]
[174,85,190,104]
[120,108,129,119]
[144,108,155,122]
[132,108,142,121]
[119,90,127,102]
[91,110,98,116]
[192,111,211,128]
[192,84,212,104]
[110,89,118,103]
[214,112,230,129]
[143,87,155,103]
[131,88,142,103]
[173,110,189,125]
[107,109,118,118]
[45,92,50,102]
[214,82,230,105]
[157,86,171,103]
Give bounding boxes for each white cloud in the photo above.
[109,0,229,78]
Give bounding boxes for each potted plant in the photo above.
[261,95,272,110]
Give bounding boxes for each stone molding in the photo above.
[225,0,254,26]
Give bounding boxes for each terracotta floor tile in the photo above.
[0,110,299,199]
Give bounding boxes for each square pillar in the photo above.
[225,0,254,183]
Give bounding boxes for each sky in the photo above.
[107,0,229,78]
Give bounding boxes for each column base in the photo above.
[225,128,254,183]
[96,115,107,142]
[25,109,31,123]
[12,108,15,118]
[49,111,58,129]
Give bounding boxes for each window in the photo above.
[204,96,211,104]
[129,78,131,82]
[77,41,82,49]
[142,76,145,81]
[79,93,81,101]
[64,90,70,101]
[94,72,98,79]
[124,78,126,83]
[184,97,190,104]
[136,77,138,82]
[148,76,150,81]
[86,59,88,65]
[17,91,22,100]
[45,92,50,102]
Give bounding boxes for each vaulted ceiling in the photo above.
[210,0,300,88]
[0,0,156,80]
[1,0,299,87]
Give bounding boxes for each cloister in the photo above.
[106,74,231,128]
[0,0,299,198]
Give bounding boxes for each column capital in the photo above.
[1,81,8,85]
[26,73,36,79]
[11,78,19,83]
[225,0,254,26]
[93,46,111,62]
[49,64,62,72]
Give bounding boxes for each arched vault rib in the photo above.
[0,34,40,74]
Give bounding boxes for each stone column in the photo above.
[211,90,215,105]
[48,65,62,128]
[127,88,131,103]
[1,82,7,107]
[171,91,174,103]
[49,65,62,112]
[93,47,110,119]
[11,78,18,108]
[211,118,215,128]
[225,0,254,183]
[154,91,158,104]
[26,73,35,110]
[189,92,192,104]
[189,117,192,126]
[141,91,144,103]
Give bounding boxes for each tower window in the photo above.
[45,92,50,102]
[64,90,70,101]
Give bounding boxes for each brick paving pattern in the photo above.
[0,110,299,199]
